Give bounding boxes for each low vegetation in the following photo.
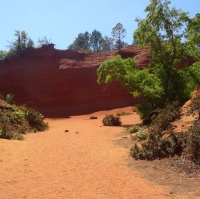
[0,95,48,140]
[130,96,200,166]
[116,111,132,116]
[102,114,121,126]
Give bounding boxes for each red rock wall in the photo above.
[0,45,148,117]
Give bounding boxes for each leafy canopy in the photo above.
[97,0,200,117]
[111,23,127,50]
[97,55,163,103]
[7,30,34,59]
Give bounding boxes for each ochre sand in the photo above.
[0,107,192,199]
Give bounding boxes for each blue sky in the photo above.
[1,0,199,51]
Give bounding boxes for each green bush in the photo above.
[116,111,131,116]
[127,125,141,134]
[187,94,200,120]
[131,102,182,160]
[150,101,181,129]
[25,108,48,131]
[0,109,29,139]
[102,114,121,126]
[131,130,183,160]
[185,121,200,164]
[131,130,148,142]
[135,103,154,120]
[0,97,48,140]
[183,94,200,164]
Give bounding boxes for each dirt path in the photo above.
[0,107,198,199]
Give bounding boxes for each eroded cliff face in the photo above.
[0,45,150,117]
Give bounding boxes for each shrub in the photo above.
[150,101,181,129]
[0,96,48,140]
[131,130,183,160]
[0,109,29,139]
[116,111,131,116]
[136,103,154,120]
[131,129,148,142]
[185,121,200,165]
[102,114,121,126]
[127,125,141,134]
[131,102,182,160]
[182,94,200,165]
[24,108,48,131]
[187,94,200,120]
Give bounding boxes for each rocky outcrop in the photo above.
[0,45,150,117]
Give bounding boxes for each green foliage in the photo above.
[133,0,200,105]
[150,101,181,129]
[0,50,7,61]
[131,102,182,160]
[101,36,114,52]
[68,31,91,53]
[184,121,200,164]
[131,130,183,160]
[97,0,200,118]
[97,55,163,105]
[186,13,200,56]
[90,30,103,52]
[127,125,141,134]
[111,23,127,50]
[187,93,200,120]
[25,108,48,131]
[0,96,48,140]
[5,93,15,104]
[68,30,114,53]
[184,94,200,164]
[102,114,121,126]
[37,36,52,47]
[131,100,200,165]
[184,62,200,93]
[131,129,148,142]
[116,111,131,116]
[0,106,30,139]
[6,30,34,59]
[135,103,155,120]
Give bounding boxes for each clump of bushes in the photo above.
[183,94,200,165]
[116,111,132,116]
[131,98,200,166]
[131,130,183,160]
[183,121,200,165]
[127,125,148,141]
[0,96,48,140]
[130,102,182,160]
[102,114,121,126]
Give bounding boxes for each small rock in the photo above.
[75,131,79,134]
[65,130,69,132]
[90,116,98,119]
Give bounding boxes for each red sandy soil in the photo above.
[0,107,199,199]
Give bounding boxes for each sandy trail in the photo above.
[0,107,188,199]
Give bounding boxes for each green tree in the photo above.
[90,30,103,52]
[186,13,200,57]
[97,0,200,117]
[97,55,163,116]
[68,31,90,52]
[101,36,114,52]
[0,50,7,61]
[111,23,127,50]
[133,0,199,105]
[37,36,52,47]
[7,30,34,59]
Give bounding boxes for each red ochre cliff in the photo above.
[0,44,151,117]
